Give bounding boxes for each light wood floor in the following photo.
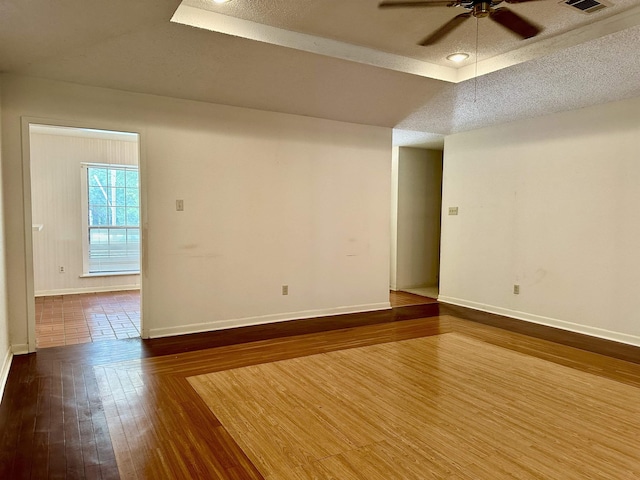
[190,331,640,479]
[389,290,437,307]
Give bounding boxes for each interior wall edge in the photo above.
[0,348,12,403]
[148,302,392,339]
[438,296,640,348]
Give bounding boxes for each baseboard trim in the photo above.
[11,344,29,355]
[149,302,392,339]
[438,296,640,348]
[0,348,13,402]
[35,285,140,297]
[398,284,437,290]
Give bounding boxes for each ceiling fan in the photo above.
[378,0,543,46]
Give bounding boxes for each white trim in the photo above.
[438,296,640,348]
[148,302,392,339]
[0,348,13,402]
[79,271,140,278]
[35,285,140,297]
[21,117,37,353]
[11,344,29,355]
[81,161,138,170]
[29,124,138,142]
[397,284,435,290]
[171,5,456,83]
[80,163,90,274]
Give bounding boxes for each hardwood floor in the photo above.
[1,303,639,479]
[190,332,640,479]
[389,290,437,307]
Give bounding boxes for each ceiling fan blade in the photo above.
[379,1,458,8]
[489,7,541,39]
[419,12,472,45]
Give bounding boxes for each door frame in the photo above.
[20,116,148,352]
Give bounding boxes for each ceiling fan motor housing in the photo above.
[472,1,493,17]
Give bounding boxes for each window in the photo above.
[81,163,140,274]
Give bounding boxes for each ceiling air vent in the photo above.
[559,0,612,14]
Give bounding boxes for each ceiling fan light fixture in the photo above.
[446,52,469,63]
[212,0,232,4]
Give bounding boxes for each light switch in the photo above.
[176,199,184,211]
[448,207,459,216]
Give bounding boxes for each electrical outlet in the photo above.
[513,284,520,295]
[282,285,289,296]
[59,266,65,273]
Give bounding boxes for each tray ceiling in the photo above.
[0,0,639,141]
[177,0,640,79]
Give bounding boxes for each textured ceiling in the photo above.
[183,0,640,69]
[0,0,639,146]
[398,23,640,134]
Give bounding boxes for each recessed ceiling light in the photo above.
[213,0,232,4]
[446,53,469,63]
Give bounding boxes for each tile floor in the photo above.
[35,290,140,349]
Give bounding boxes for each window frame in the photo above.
[80,162,141,276]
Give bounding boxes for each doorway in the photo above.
[390,146,443,302]
[27,123,143,349]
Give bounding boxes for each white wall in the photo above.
[1,75,392,350]
[30,128,140,295]
[440,96,640,346]
[390,147,442,290]
[0,78,12,399]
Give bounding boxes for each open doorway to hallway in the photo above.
[28,124,142,349]
[390,146,443,302]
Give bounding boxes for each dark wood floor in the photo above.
[1,302,639,478]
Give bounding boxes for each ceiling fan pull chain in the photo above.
[475,16,479,103]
